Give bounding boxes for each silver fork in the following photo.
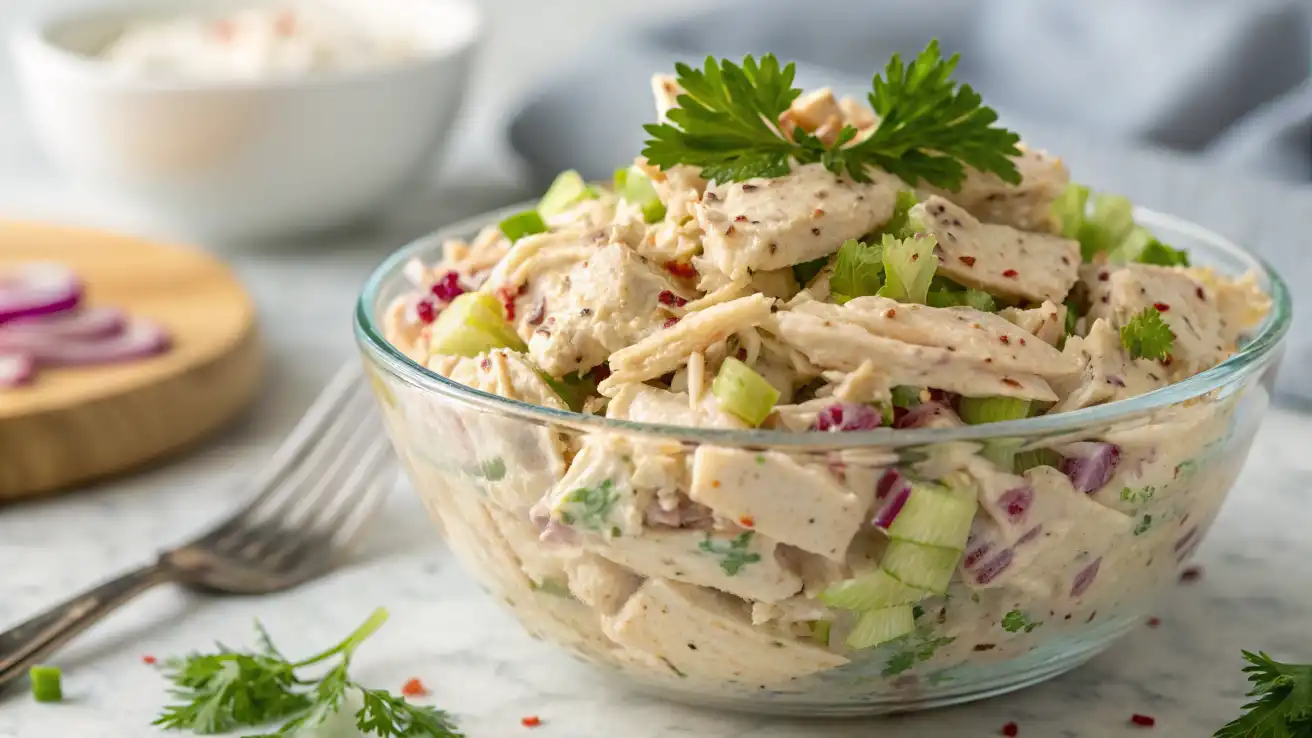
[0,362,395,693]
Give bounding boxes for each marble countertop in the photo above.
[2,1,1312,736]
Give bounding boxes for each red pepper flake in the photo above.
[401,678,429,697]
[665,261,698,279]
[415,299,437,324]
[813,207,825,217]
[1097,271,1109,282]
[1002,269,1019,278]
[1001,722,1019,737]
[495,284,523,322]
[1153,302,1170,312]
[734,215,747,222]
[711,480,721,488]
[739,515,755,528]
[663,316,680,329]
[999,335,1011,345]
[1130,714,1156,727]
[1019,338,1027,346]
[1179,565,1204,582]
[142,655,158,665]
[658,290,688,307]
[1196,286,1206,300]
[885,308,897,319]
[959,255,977,266]
[1146,616,1162,628]
[521,716,543,728]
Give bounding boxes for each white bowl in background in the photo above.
[9,0,483,242]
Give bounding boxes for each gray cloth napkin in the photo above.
[505,0,1312,401]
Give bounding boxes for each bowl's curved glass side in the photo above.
[359,331,1277,714]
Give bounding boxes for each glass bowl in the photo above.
[354,203,1290,716]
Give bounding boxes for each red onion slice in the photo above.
[894,401,951,429]
[1061,442,1121,493]
[8,318,170,366]
[998,486,1034,523]
[0,307,126,342]
[0,353,35,387]
[812,402,883,432]
[1071,557,1102,597]
[0,264,83,324]
[872,483,912,530]
[974,548,1014,584]
[875,468,909,501]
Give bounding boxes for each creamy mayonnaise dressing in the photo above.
[102,3,423,79]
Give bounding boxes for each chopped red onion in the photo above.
[0,263,83,324]
[875,468,908,501]
[963,538,992,570]
[0,353,35,387]
[894,401,950,429]
[974,549,1014,584]
[998,486,1034,522]
[1061,442,1121,493]
[812,402,882,432]
[872,484,912,530]
[644,497,713,529]
[1017,525,1043,545]
[430,271,466,303]
[1070,557,1102,597]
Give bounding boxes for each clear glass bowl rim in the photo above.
[354,200,1292,449]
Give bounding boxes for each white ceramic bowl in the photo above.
[10,0,482,241]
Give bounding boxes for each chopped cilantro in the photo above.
[1120,306,1175,360]
[1001,609,1042,633]
[557,479,620,531]
[882,633,955,677]
[698,532,762,575]
[1134,514,1153,536]
[1120,485,1157,504]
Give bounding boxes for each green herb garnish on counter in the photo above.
[152,608,462,737]
[1215,651,1312,737]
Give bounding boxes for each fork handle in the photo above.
[0,560,179,694]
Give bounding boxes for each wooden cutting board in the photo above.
[0,221,262,502]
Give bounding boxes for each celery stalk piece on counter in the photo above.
[958,396,1031,425]
[614,166,666,223]
[538,169,598,217]
[711,357,780,426]
[847,605,917,650]
[427,292,527,358]
[877,233,938,304]
[499,209,548,241]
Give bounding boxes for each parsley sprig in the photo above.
[1215,651,1312,737]
[1120,306,1175,361]
[153,609,462,737]
[643,41,1020,189]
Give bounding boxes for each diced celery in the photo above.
[1051,183,1090,240]
[29,665,62,703]
[811,619,832,646]
[499,209,548,241]
[541,370,598,413]
[615,166,666,223]
[846,605,916,650]
[428,292,527,358]
[958,396,1031,425]
[883,482,976,550]
[539,170,596,217]
[820,568,926,611]
[890,385,922,408]
[1077,192,1135,261]
[830,239,884,304]
[1106,226,1154,264]
[877,233,938,304]
[881,190,921,239]
[880,540,962,594]
[712,358,780,426]
[1136,239,1190,267]
[1013,447,1063,473]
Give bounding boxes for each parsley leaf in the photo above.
[641,42,1020,189]
[882,633,956,677]
[1120,306,1175,360]
[1001,609,1042,634]
[1215,651,1312,738]
[557,479,620,531]
[831,41,1021,189]
[830,239,884,304]
[1134,514,1153,536]
[698,532,762,575]
[878,233,939,304]
[153,609,463,738]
